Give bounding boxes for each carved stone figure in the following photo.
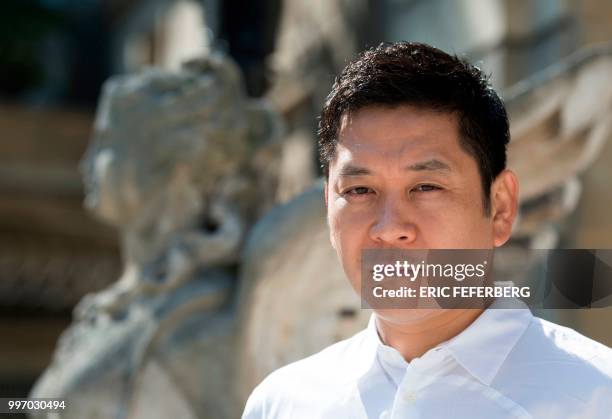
[30,51,282,419]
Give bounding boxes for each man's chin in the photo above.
[373,308,448,326]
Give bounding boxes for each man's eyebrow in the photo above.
[405,159,451,172]
[337,159,451,177]
[338,165,372,177]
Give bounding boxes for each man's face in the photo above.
[325,105,516,323]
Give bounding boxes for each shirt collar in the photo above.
[358,298,533,386]
[443,297,533,385]
[349,313,383,383]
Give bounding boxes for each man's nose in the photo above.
[369,198,417,245]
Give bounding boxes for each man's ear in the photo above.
[324,180,329,207]
[324,181,336,250]
[491,169,519,247]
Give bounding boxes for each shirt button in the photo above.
[403,391,417,404]
[379,410,390,419]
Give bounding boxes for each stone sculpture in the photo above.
[29,51,282,419]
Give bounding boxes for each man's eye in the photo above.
[413,184,441,193]
[344,187,373,196]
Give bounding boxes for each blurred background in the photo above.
[1,0,612,401]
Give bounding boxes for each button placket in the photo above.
[402,390,417,404]
[391,348,453,415]
[395,366,420,409]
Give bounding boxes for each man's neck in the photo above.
[375,309,485,362]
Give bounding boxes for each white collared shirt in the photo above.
[242,299,612,418]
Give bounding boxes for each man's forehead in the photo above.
[335,158,452,178]
[332,106,466,175]
[340,108,459,145]
[339,104,459,133]
[332,143,454,175]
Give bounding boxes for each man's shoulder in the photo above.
[256,326,368,389]
[498,314,612,405]
[523,315,612,372]
[242,327,369,418]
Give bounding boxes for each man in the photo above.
[242,42,612,418]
